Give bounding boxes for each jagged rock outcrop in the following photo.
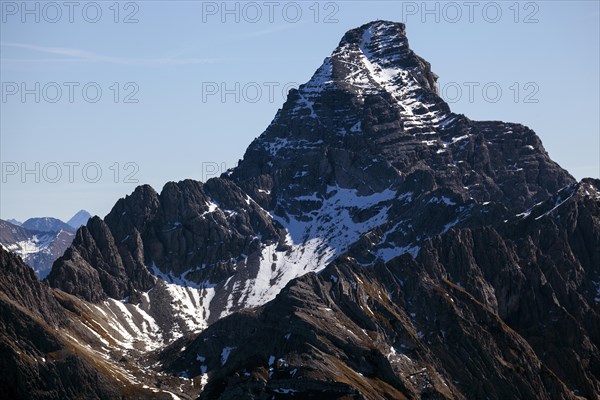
[49,179,281,304]
[47,215,156,303]
[0,249,119,399]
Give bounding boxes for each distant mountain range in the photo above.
[21,217,75,234]
[0,210,91,278]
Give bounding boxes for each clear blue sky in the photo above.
[1,1,598,221]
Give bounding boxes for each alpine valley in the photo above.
[2,21,598,399]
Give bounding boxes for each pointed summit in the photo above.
[49,19,574,352]
[4,20,598,400]
[339,20,439,93]
[67,209,92,229]
[234,20,571,206]
[304,20,431,89]
[275,20,447,139]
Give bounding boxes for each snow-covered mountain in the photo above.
[2,21,598,399]
[0,212,90,277]
[0,219,75,278]
[50,20,572,329]
[22,217,75,233]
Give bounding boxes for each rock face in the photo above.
[418,179,600,398]
[3,19,597,399]
[0,247,192,399]
[0,248,119,399]
[49,179,280,305]
[163,179,600,399]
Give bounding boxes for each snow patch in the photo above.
[221,347,236,365]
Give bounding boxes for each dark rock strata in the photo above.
[0,249,121,399]
[163,180,600,399]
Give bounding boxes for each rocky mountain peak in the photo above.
[336,20,439,94]
[43,23,584,397]
[239,21,569,207]
[340,20,408,53]
[259,20,446,147]
[48,21,575,324]
[66,209,92,229]
[3,19,598,399]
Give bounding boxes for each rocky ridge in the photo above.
[163,179,600,399]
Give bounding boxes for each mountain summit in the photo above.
[66,209,92,229]
[4,21,597,399]
[234,20,570,203]
[50,18,574,331]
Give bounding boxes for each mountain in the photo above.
[7,218,22,226]
[66,210,91,229]
[0,246,185,399]
[2,20,598,399]
[163,178,600,399]
[22,217,75,234]
[0,246,122,399]
[49,20,573,324]
[0,219,75,278]
[0,214,85,277]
